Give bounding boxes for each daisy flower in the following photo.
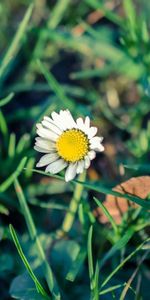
[34,110,104,182]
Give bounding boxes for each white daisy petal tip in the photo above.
[88,150,96,160]
[98,144,105,152]
[76,160,85,174]
[34,110,104,181]
[45,159,68,174]
[36,123,41,130]
[36,162,41,168]
[65,163,78,182]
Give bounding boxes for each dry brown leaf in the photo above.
[94,176,150,224]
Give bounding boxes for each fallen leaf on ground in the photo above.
[94,176,150,224]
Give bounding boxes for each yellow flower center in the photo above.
[56,129,89,162]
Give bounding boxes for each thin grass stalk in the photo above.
[14,179,60,300]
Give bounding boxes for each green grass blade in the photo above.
[29,198,68,210]
[16,134,30,154]
[0,204,9,215]
[9,224,50,299]
[85,0,123,27]
[0,93,14,107]
[28,169,150,210]
[48,0,70,29]
[14,179,37,239]
[93,261,100,300]
[71,64,143,80]
[0,4,33,78]
[87,226,94,292]
[75,179,150,210]
[47,29,123,61]
[24,157,36,178]
[124,164,150,172]
[78,204,85,226]
[70,66,114,80]
[14,179,60,300]
[8,133,16,157]
[94,197,118,234]
[66,247,87,281]
[33,0,70,58]
[123,0,137,40]
[100,237,150,290]
[100,227,135,268]
[142,20,149,43]
[120,251,149,300]
[100,283,133,295]
[0,109,8,136]
[87,227,100,300]
[0,157,27,193]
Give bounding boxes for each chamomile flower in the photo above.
[34,110,104,182]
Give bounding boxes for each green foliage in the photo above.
[9,224,49,299]
[28,169,150,209]
[0,157,27,193]
[0,0,150,299]
[14,179,60,299]
[0,93,14,107]
[87,226,100,300]
[0,4,33,79]
[10,271,49,300]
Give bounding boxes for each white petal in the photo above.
[96,144,105,152]
[76,160,85,174]
[90,136,104,151]
[42,120,62,135]
[35,138,56,151]
[51,111,67,131]
[60,110,77,129]
[45,159,68,174]
[34,145,50,153]
[35,142,54,152]
[84,156,91,169]
[59,110,72,130]
[65,162,78,182]
[90,143,104,152]
[36,125,58,141]
[43,116,57,125]
[51,112,60,120]
[44,116,62,130]
[87,127,97,139]
[44,116,54,123]
[76,118,86,132]
[85,116,90,129]
[90,136,103,144]
[36,153,59,167]
[88,150,96,160]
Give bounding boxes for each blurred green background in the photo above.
[0,1,150,299]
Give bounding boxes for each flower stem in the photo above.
[59,171,86,236]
